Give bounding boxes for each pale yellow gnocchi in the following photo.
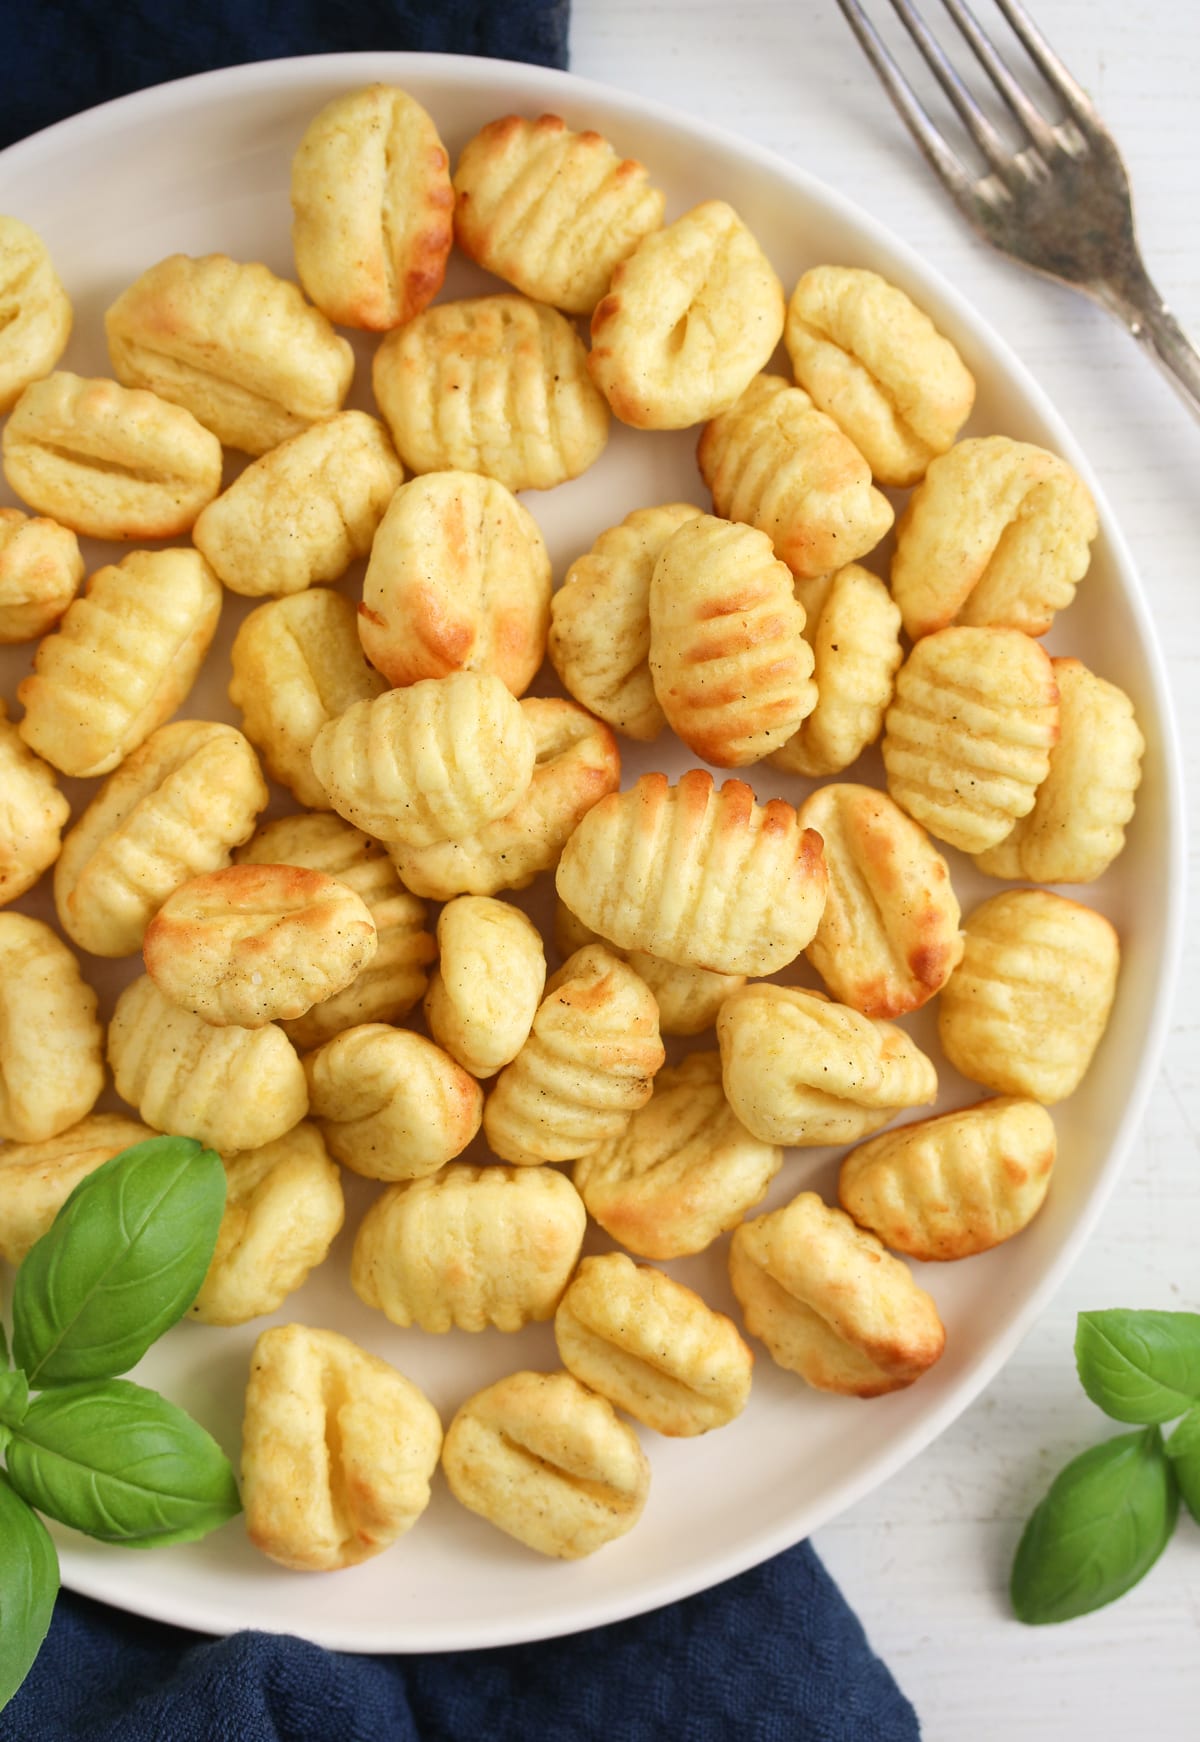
[937,890,1120,1104]
[784,265,975,487]
[483,944,664,1165]
[717,984,937,1147]
[372,293,609,492]
[0,915,105,1143]
[0,216,73,415]
[17,547,223,779]
[882,626,1060,854]
[0,701,68,908]
[193,410,404,598]
[697,373,893,579]
[310,672,536,849]
[189,1124,345,1326]
[768,565,903,778]
[235,812,435,1048]
[108,975,308,1153]
[228,588,388,810]
[54,720,268,958]
[556,769,827,978]
[441,1370,650,1559]
[351,1162,586,1333]
[453,112,665,315]
[798,784,963,1018]
[387,697,620,901]
[242,1324,442,1571]
[573,1052,781,1259]
[2,371,223,540]
[423,896,546,1079]
[304,1023,483,1182]
[838,1097,1057,1261]
[555,1253,753,1437]
[0,506,83,644]
[105,253,355,455]
[589,200,784,429]
[547,503,701,741]
[648,513,816,767]
[291,84,454,331]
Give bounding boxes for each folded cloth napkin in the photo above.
[2,1545,917,1742]
[0,3,918,1737]
[0,0,569,149]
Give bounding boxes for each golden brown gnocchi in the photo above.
[0,506,82,644]
[0,216,72,415]
[0,1113,155,1266]
[0,701,68,908]
[291,84,454,331]
[729,1191,946,1396]
[142,865,377,1029]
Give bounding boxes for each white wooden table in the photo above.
[570,1,1200,1733]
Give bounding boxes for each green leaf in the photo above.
[4,1379,241,1548]
[1166,1406,1200,1524]
[0,1369,30,1452]
[1011,1426,1178,1624]
[11,1137,225,1387]
[0,1472,59,1713]
[1075,1310,1200,1424]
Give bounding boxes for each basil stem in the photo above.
[1075,1309,1200,1424]
[4,1378,241,1548]
[1166,1406,1200,1524]
[1011,1426,1178,1624]
[0,1474,59,1712]
[0,1369,30,1452]
[12,1137,225,1388]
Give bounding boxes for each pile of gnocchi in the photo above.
[0,82,1144,1573]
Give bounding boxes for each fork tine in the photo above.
[936,0,1061,153]
[990,0,1100,125]
[887,0,1012,171]
[834,0,978,201]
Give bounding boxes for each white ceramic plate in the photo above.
[0,52,1185,1653]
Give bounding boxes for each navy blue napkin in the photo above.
[1,3,918,1736]
[2,1543,917,1741]
[0,0,570,150]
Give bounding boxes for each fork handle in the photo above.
[1094,267,1200,421]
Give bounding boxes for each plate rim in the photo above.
[2,47,1188,1652]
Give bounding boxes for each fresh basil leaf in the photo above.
[0,1368,30,1451]
[0,1473,59,1712]
[4,1379,241,1548]
[1075,1309,1200,1424]
[1011,1426,1178,1624]
[1166,1406,1200,1524]
[11,1137,225,1387]
[1,1314,8,1367]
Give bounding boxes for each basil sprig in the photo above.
[0,1136,240,1714]
[1012,1308,1200,1624]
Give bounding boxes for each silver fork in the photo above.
[836,0,1200,419]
